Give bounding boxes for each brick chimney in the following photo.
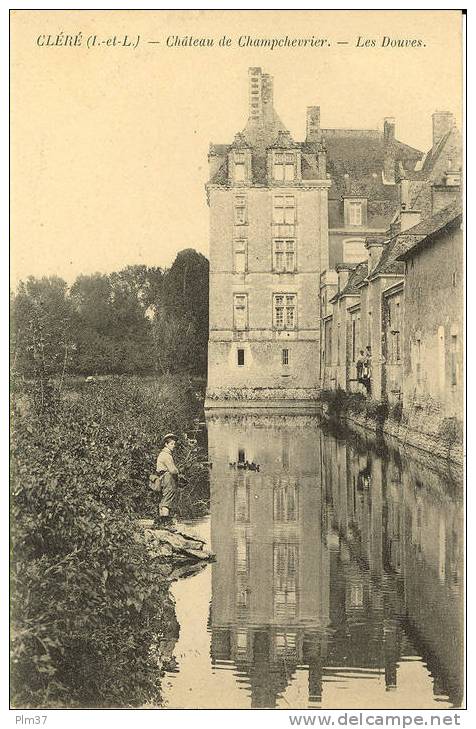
[306,106,321,142]
[336,264,353,292]
[383,117,396,184]
[248,67,274,125]
[384,117,396,144]
[432,111,454,150]
[366,236,386,273]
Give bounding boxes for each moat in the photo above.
[162,412,463,710]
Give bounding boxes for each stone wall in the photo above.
[321,404,463,465]
[402,224,463,423]
[207,184,328,397]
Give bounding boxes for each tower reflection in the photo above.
[207,413,463,709]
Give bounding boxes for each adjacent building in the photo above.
[397,202,463,425]
[319,112,462,429]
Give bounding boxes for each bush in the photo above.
[10,375,209,707]
[390,400,403,423]
[346,392,366,414]
[318,388,348,415]
[364,399,389,426]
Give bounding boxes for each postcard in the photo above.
[9,8,464,719]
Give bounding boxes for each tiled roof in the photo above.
[396,201,462,260]
[209,129,423,191]
[368,238,404,278]
[330,261,368,302]
[343,261,369,294]
[369,200,462,276]
[400,131,452,181]
[325,134,421,199]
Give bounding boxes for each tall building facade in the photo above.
[205,68,330,406]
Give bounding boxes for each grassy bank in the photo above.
[10,375,209,708]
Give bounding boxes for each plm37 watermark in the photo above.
[15,718,47,725]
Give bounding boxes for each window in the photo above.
[236,536,249,573]
[237,348,245,366]
[234,478,249,522]
[273,542,298,620]
[234,152,246,183]
[437,326,445,392]
[234,195,247,224]
[233,294,248,330]
[393,331,401,362]
[350,583,364,608]
[274,294,297,330]
[452,271,457,287]
[325,322,333,365]
[273,482,297,523]
[273,239,295,272]
[234,239,247,273]
[416,338,422,386]
[282,348,289,366]
[388,299,401,363]
[274,152,296,181]
[273,195,295,224]
[451,335,458,385]
[348,201,363,226]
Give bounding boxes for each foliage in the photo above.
[155,249,209,375]
[389,400,404,423]
[10,276,75,391]
[319,388,388,426]
[318,388,348,416]
[10,376,209,707]
[11,251,209,378]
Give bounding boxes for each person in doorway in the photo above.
[362,346,372,395]
[356,350,365,382]
[156,432,180,525]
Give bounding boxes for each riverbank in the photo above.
[10,374,210,708]
[318,389,463,465]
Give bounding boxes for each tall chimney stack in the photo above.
[383,117,396,184]
[432,111,454,150]
[306,106,321,142]
[249,67,263,122]
[384,117,396,144]
[248,67,274,125]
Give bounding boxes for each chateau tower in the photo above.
[205,67,330,407]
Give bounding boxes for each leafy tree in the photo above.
[11,253,208,378]
[11,276,75,401]
[157,250,209,375]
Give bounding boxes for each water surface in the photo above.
[163,414,463,709]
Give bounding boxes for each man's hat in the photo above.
[161,432,178,446]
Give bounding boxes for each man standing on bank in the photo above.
[156,433,180,525]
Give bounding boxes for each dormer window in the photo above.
[234,152,246,183]
[344,198,367,227]
[349,201,362,225]
[274,152,296,182]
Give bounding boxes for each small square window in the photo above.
[237,349,245,366]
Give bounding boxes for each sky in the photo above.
[10,9,463,285]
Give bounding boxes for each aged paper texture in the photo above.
[10,9,464,715]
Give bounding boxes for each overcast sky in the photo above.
[11,9,462,285]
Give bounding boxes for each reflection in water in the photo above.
[164,414,463,710]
